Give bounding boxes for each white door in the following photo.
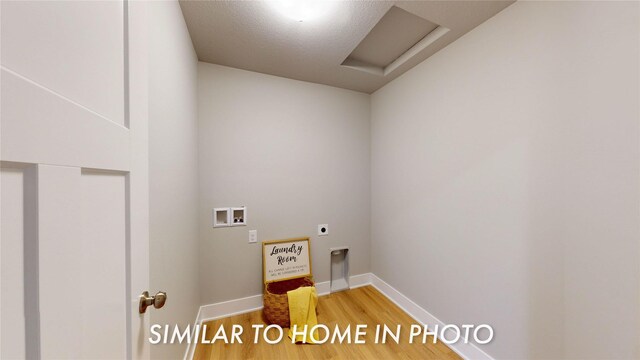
[1,1,151,358]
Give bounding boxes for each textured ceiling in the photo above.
[179,1,515,94]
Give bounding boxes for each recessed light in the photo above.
[268,0,336,22]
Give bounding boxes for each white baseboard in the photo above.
[349,272,373,289]
[315,279,330,296]
[185,272,493,360]
[198,293,264,324]
[195,273,372,324]
[184,293,266,359]
[183,307,202,360]
[370,274,493,360]
[184,273,372,359]
[315,272,372,295]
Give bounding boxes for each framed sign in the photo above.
[262,237,312,283]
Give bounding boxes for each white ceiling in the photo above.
[179,0,515,94]
[344,6,440,69]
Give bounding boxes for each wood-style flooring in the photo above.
[193,285,461,359]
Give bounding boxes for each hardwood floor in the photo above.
[193,286,461,359]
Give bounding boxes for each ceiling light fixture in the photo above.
[268,0,337,22]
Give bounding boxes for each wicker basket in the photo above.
[263,276,314,327]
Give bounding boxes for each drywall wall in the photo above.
[148,1,199,359]
[371,1,639,359]
[198,63,371,304]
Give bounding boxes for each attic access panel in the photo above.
[342,6,449,76]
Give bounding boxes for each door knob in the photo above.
[139,291,167,314]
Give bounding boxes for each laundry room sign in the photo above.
[263,237,312,283]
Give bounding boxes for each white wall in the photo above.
[148,2,200,359]
[198,63,371,304]
[371,2,639,359]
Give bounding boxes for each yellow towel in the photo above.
[287,286,319,344]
